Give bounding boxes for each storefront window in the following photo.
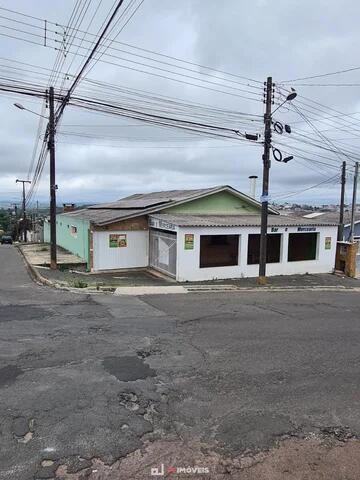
[247,233,281,264]
[288,233,318,261]
[200,235,239,268]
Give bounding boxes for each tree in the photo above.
[0,209,10,232]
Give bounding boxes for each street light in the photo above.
[13,90,57,269]
[13,103,48,119]
[272,91,297,115]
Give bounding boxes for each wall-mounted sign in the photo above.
[297,227,316,232]
[325,236,332,250]
[184,233,194,250]
[271,227,279,232]
[149,216,176,231]
[109,233,127,248]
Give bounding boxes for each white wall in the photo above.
[92,230,148,271]
[176,225,338,282]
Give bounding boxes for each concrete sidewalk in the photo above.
[19,243,86,268]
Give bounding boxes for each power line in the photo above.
[272,173,340,200]
[281,65,360,83]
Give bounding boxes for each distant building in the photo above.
[302,211,360,243]
[44,185,338,281]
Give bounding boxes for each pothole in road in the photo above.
[0,365,23,387]
[0,305,46,322]
[103,356,156,382]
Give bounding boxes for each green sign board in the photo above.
[109,234,127,248]
[184,233,194,250]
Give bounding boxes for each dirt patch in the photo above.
[55,436,360,479]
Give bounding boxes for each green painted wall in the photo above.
[44,214,90,266]
[163,191,260,215]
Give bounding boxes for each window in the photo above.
[247,233,281,264]
[200,235,239,268]
[70,225,78,238]
[288,233,318,261]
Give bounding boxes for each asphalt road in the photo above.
[0,245,360,479]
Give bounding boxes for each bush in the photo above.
[73,280,88,289]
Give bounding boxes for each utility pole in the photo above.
[349,162,359,242]
[338,161,346,241]
[48,86,57,269]
[16,179,31,242]
[258,76,273,284]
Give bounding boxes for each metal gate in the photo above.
[149,229,177,277]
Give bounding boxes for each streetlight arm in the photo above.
[13,103,48,119]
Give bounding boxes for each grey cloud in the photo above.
[0,0,356,205]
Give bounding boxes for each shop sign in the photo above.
[109,233,127,248]
[149,217,176,231]
[184,233,194,250]
[297,227,316,232]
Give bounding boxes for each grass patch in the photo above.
[72,279,88,289]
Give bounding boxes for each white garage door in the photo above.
[92,231,148,271]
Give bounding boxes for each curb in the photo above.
[16,246,105,295]
[16,245,56,289]
[16,247,360,295]
[186,285,360,294]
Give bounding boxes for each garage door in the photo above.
[92,231,148,271]
[149,229,177,277]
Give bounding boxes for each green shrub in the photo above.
[73,280,88,289]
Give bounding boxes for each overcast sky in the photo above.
[1,0,360,207]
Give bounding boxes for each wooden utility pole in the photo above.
[48,86,57,269]
[349,162,359,242]
[15,179,31,242]
[338,161,346,241]
[258,76,273,284]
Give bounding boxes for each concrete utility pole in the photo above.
[338,161,346,241]
[15,179,31,242]
[349,162,359,242]
[258,76,273,284]
[48,86,57,269]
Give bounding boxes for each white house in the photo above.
[45,185,338,281]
